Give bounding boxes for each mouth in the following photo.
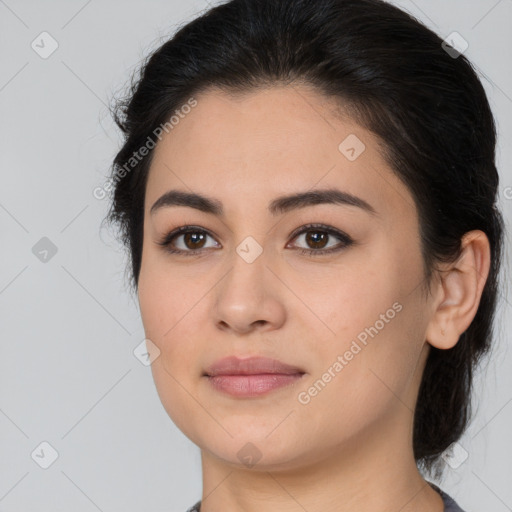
[204,355,305,376]
[203,355,306,397]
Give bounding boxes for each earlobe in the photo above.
[425,230,491,350]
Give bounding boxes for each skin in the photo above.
[137,85,491,512]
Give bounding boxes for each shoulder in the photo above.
[429,482,467,512]
[441,491,467,512]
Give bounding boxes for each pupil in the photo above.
[185,232,205,249]
[307,231,327,249]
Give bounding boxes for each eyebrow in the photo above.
[150,188,378,217]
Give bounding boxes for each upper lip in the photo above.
[204,356,305,376]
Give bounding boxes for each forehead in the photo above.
[145,85,415,220]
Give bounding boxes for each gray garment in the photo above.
[186,486,466,511]
[442,491,466,511]
[430,483,466,512]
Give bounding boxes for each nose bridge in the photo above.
[224,234,268,300]
[212,233,286,333]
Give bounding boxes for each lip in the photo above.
[204,356,306,398]
[204,356,305,377]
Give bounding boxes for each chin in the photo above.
[198,428,308,468]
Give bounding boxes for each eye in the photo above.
[156,223,354,257]
[156,226,219,256]
[287,223,354,256]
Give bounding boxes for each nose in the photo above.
[212,249,286,335]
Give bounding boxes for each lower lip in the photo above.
[206,373,304,397]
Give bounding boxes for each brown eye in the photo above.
[182,232,207,250]
[304,230,329,249]
[157,227,219,256]
[289,224,353,256]
[157,223,353,257]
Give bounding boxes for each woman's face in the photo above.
[138,85,435,470]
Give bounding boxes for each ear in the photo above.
[425,230,491,350]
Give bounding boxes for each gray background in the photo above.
[0,1,511,511]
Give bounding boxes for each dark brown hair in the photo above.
[103,0,505,479]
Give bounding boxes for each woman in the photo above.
[104,0,505,510]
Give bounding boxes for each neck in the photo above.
[198,404,444,512]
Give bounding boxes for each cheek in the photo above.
[297,245,427,410]
[295,300,425,450]
[138,247,198,343]
[295,249,399,342]
[138,263,206,439]
[316,225,427,351]
[137,254,197,391]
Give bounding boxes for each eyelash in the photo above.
[156,223,354,257]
